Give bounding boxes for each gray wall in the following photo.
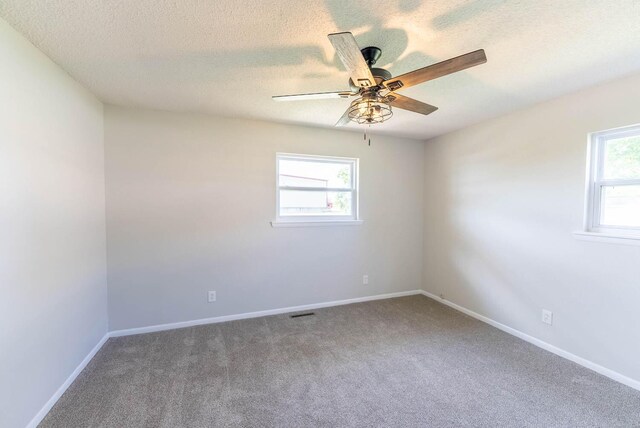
[0,18,107,428]
[104,106,424,331]
[423,72,640,383]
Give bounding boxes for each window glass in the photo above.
[602,135,640,180]
[276,154,358,222]
[600,185,640,227]
[278,159,352,189]
[279,190,352,216]
[586,126,640,234]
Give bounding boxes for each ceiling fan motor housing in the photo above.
[349,67,391,91]
[348,46,391,91]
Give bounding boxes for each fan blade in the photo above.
[387,94,438,116]
[328,32,376,88]
[335,106,352,127]
[383,49,487,92]
[273,91,354,101]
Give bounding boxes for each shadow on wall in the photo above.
[424,114,640,381]
[423,120,585,325]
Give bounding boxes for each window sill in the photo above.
[271,220,364,228]
[573,231,640,246]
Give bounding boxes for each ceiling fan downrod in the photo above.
[360,46,382,67]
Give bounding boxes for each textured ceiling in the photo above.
[2,0,640,139]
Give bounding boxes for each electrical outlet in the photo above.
[542,309,553,325]
[208,291,216,302]
[362,275,369,285]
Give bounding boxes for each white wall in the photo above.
[423,72,640,383]
[0,18,107,428]
[105,106,424,331]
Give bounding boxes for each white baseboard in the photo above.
[109,289,422,337]
[26,333,110,428]
[27,290,419,426]
[26,288,639,428]
[419,290,640,392]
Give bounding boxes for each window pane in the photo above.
[279,159,352,189]
[600,185,640,227]
[279,190,352,216]
[603,136,640,179]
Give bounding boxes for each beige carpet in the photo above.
[40,295,640,427]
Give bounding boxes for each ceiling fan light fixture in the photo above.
[347,94,392,125]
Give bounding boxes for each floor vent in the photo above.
[290,312,315,318]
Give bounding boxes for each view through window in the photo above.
[587,125,640,233]
[276,153,358,221]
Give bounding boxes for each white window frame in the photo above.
[577,124,640,244]
[271,153,362,227]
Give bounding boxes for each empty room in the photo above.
[2,1,640,427]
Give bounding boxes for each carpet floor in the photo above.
[40,295,640,427]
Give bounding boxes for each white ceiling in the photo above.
[2,0,640,140]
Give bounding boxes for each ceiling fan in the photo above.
[273,32,487,126]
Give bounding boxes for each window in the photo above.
[584,124,640,238]
[273,153,360,226]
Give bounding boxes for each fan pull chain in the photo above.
[364,127,371,146]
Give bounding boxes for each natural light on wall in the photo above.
[272,153,361,227]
